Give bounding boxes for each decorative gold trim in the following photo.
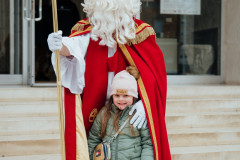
[69,26,93,38]
[71,21,155,45]
[128,23,156,45]
[131,27,155,45]
[71,23,84,33]
[89,108,98,122]
[78,19,89,24]
[71,20,90,33]
[75,94,89,160]
[118,43,159,160]
[135,23,150,33]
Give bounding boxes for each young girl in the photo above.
[88,69,154,160]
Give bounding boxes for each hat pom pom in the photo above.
[126,66,140,80]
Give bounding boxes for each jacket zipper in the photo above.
[115,136,119,159]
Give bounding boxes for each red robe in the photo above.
[64,19,171,160]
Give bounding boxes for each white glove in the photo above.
[47,30,63,52]
[129,100,147,129]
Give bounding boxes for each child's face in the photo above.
[113,94,133,110]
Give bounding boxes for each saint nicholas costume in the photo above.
[52,18,171,160]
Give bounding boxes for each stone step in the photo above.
[1,142,240,159]
[1,121,239,149]
[1,147,240,160]
[1,112,239,135]
[1,98,239,118]
[0,139,60,157]
[0,133,59,141]
[2,128,239,151]
[171,145,240,160]
[0,101,58,117]
[0,88,58,102]
[167,85,240,99]
[0,154,61,160]
[168,127,240,147]
[1,149,240,160]
[0,133,60,157]
[166,112,240,129]
[0,117,59,136]
[166,99,240,114]
[1,86,239,102]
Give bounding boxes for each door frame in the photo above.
[22,0,55,86]
[0,0,23,85]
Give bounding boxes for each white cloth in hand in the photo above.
[129,100,147,129]
[47,30,63,52]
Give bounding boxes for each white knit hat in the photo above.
[110,70,138,98]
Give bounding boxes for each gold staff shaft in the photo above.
[51,0,66,159]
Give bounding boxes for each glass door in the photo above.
[0,0,23,84]
[23,0,83,86]
[23,0,53,86]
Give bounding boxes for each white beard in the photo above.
[82,0,141,48]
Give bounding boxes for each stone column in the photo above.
[223,0,240,84]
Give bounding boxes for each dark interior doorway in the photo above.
[34,0,85,83]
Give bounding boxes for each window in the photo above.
[141,0,221,75]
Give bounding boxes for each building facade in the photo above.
[0,0,239,86]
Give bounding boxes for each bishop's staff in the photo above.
[51,0,66,159]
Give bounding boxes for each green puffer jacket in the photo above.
[88,104,154,160]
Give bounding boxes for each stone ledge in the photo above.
[0,88,58,102]
[171,145,240,154]
[167,85,240,99]
[166,99,240,114]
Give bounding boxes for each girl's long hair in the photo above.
[99,96,137,138]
